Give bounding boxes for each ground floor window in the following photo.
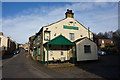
[84,45,91,53]
[61,51,63,55]
[38,48,41,56]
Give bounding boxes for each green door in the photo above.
[43,46,45,64]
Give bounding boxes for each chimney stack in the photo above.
[0,32,3,36]
[65,9,74,18]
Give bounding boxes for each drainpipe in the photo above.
[88,27,90,40]
[43,46,45,64]
[72,46,75,64]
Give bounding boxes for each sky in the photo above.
[1,2,118,44]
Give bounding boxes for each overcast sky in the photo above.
[2,2,118,44]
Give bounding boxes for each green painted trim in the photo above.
[72,47,75,64]
[35,49,37,60]
[47,44,49,65]
[46,35,75,45]
[63,25,79,30]
[67,49,68,60]
[43,46,45,64]
[33,50,34,56]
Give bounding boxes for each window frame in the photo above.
[84,45,91,53]
[69,33,74,40]
[61,51,63,55]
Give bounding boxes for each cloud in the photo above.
[1,0,120,2]
[2,2,118,43]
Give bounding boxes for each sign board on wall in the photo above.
[44,31,50,40]
[63,25,79,30]
[50,51,53,56]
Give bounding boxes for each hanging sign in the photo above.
[44,31,50,40]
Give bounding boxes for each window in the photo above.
[84,45,91,53]
[34,40,35,44]
[69,21,73,23]
[61,51,63,55]
[38,48,41,56]
[38,35,41,41]
[102,40,104,44]
[69,33,74,40]
[54,33,56,36]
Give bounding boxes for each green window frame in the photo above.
[38,35,41,41]
[38,48,41,56]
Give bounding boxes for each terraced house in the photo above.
[30,9,98,64]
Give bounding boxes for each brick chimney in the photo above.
[0,32,3,36]
[65,9,74,18]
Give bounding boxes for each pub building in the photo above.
[31,9,98,64]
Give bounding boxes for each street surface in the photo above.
[2,48,120,79]
[2,48,70,78]
[53,54,120,79]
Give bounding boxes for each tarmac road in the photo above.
[2,48,71,79]
[3,48,119,79]
[2,48,51,78]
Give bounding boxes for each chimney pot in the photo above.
[65,9,74,18]
[0,32,3,36]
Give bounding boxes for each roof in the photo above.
[44,35,75,45]
[74,37,95,43]
[38,18,66,33]
[74,37,87,43]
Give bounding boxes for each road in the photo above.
[2,48,70,78]
[2,49,49,78]
[2,48,119,79]
[53,54,120,79]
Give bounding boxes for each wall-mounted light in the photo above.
[46,28,48,31]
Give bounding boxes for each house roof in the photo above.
[74,37,95,43]
[44,35,75,45]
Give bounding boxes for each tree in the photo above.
[112,29,120,46]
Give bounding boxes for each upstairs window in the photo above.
[69,21,73,23]
[33,40,35,44]
[69,33,74,40]
[84,45,91,53]
[38,35,41,41]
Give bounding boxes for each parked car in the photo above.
[25,48,28,52]
[13,50,20,55]
[98,51,106,55]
